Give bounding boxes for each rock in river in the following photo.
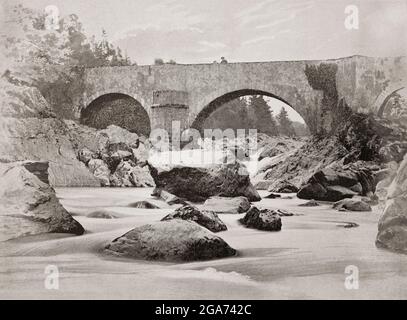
[299,199,320,207]
[239,206,282,231]
[201,196,251,214]
[148,162,261,202]
[104,219,236,261]
[0,161,84,241]
[161,205,227,232]
[267,179,299,193]
[333,199,372,212]
[128,200,160,209]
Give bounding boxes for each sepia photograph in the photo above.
[0,0,406,304]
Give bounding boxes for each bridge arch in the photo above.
[190,87,309,133]
[375,86,405,118]
[80,92,151,136]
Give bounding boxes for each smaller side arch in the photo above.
[80,92,151,136]
[375,86,405,118]
[82,89,148,116]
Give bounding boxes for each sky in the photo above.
[2,0,406,123]
[6,0,406,65]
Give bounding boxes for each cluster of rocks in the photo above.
[297,160,379,202]
[76,125,154,187]
[104,161,290,261]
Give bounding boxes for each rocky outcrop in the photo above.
[253,113,407,196]
[0,81,100,187]
[297,161,378,202]
[239,206,282,231]
[253,137,348,191]
[376,155,407,253]
[161,205,227,232]
[104,219,236,261]
[333,199,372,212]
[201,196,251,214]
[258,139,300,161]
[76,125,154,187]
[148,162,261,202]
[0,161,84,241]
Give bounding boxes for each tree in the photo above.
[154,58,164,65]
[201,97,249,133]
[247,95,279,136]
[1,4,133,117]
[277,107,296,136]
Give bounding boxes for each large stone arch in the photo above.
[80,92,151,136]
[190,85,312,132]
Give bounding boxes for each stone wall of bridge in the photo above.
[75,55,406,136]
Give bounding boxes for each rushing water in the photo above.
[1,187,407,299]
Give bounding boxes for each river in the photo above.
[1,187,407,299]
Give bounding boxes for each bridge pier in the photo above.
[150,90,190,144]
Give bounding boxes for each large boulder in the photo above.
[297,161,378,202]
[161,205,227,232]
[0,161,84,241]
[104,219,236,261]
[376,155,407,252]
[201,196,251,214]
[239,206,282,231]
[148,162,261,202]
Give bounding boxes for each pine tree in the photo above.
[277,107,296,136]
[247,95,279,136]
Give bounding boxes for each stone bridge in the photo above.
[75,55,406,136]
